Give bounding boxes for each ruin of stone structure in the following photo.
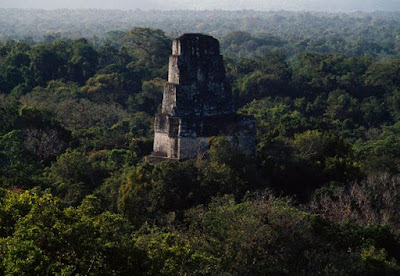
[151,33,256,160]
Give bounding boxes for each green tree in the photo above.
[0,190,148,275]
[45,149,107,206]
[0,130,41,188]
[149,161,201,217]
[29,44,64,86]
[122,27,171,78]
[201,137,259,200]
[364,59,400,93]
[131,78,164,115]
[81,72,130,105]
[118,163,154,227]
[67,38,98,84]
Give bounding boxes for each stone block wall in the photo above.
[152,33,256,160]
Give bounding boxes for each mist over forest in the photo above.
[2,0,400,11]
[2,8,400,52]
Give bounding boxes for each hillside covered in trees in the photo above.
[2,9,400,275]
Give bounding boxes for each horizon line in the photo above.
[0,8,398,13]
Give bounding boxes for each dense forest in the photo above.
[1,9,400,59]
[2,9,400,275]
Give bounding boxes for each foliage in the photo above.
[2,16,400,274]
[0,130,42,188]
[0,190,148,275]
[179,194,400,275]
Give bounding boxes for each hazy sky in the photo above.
[1,0,400,11]
[0,0,161,10]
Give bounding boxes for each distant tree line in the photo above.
[1,9,400,59]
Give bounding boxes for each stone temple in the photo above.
[152,33,256,160]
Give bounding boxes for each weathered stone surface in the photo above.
[152,33,256,160]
